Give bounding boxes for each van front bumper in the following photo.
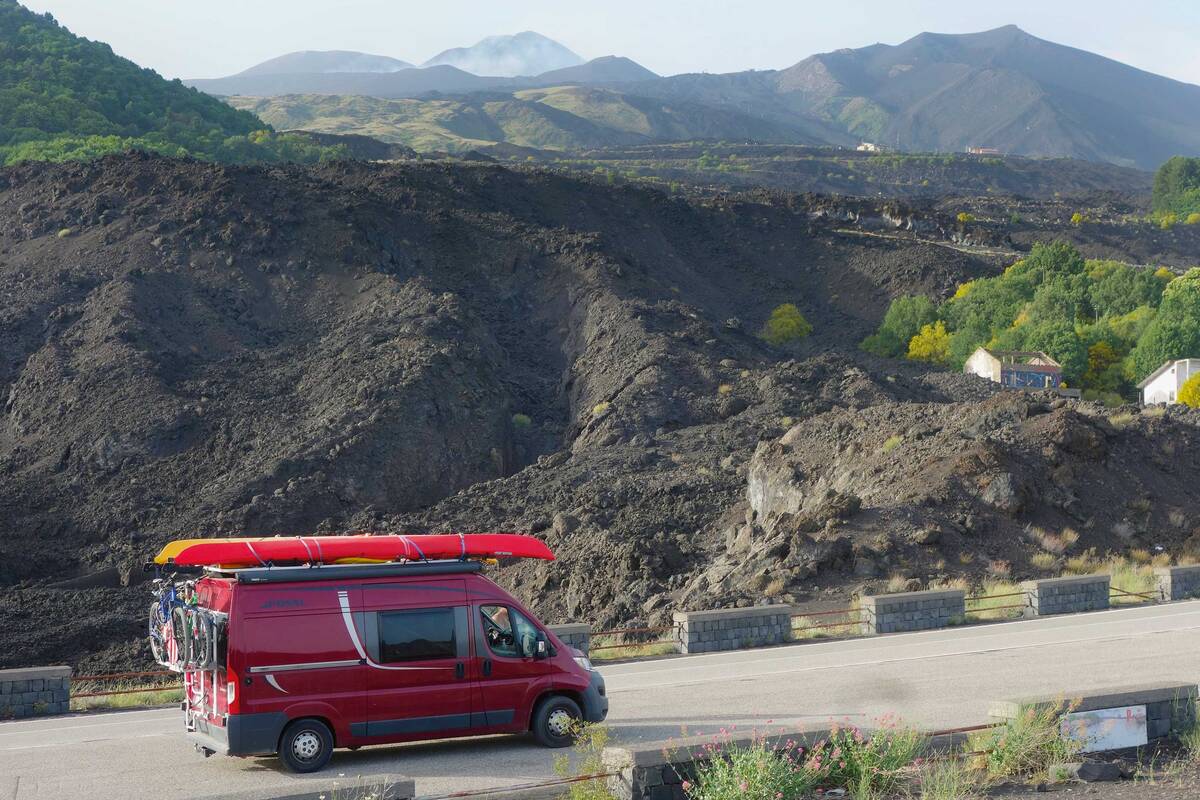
[187,711,288,757]
[582,670,609,722]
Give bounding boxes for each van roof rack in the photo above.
[209,560,485,584]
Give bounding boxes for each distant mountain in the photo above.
[190,24,1200,168]
[235,50,412,76]
[231,87,818,153]
[537,56,658,84]
[630,25,1200,169]
[188,64,507,98]
[422,31,582,77]
[186,55,660,99]
[769,25,1200,168]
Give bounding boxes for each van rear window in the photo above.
[379,608,457,662]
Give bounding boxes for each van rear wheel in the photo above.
[532,696,581,748]
[278,719,333,773]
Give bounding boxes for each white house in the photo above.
[1138,359,1200,405]
[964,348,1063,390]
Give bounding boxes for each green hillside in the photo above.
[0,0,342,164]
[230,86,814,154]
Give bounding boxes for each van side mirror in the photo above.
[534,632,549,660]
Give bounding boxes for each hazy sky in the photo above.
[19,0,1200,84]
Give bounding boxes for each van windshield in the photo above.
[480,605,538,658]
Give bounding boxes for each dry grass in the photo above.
[882,434,904,453]
[1108,411,1138,429]
[589,634,676,662]
[1030,552,1058,570]
[717,383,734,395]
[791,600,863,641]
[591,401,611,417]
[70,681,183,712]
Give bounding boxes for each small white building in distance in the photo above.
[857,142,884,152]
[964,348,1063,390]
[1137,359,1200,405]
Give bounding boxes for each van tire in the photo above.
[531,695,582,748]
[278,718,334,773]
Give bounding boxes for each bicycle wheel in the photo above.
[171,605,191,668]
[148,603,167,665]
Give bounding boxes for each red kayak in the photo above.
[169,533,554,567]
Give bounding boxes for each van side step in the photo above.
[221,560,485,584]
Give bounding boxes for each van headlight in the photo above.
[573,655,594,672]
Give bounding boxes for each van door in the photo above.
[357,580,475,740]
[474,602,558,730]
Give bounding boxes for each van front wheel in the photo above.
[279,719,334,773]
[532,696,581,748]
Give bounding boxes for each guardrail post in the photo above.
[1021,574,1110,616]
[1154,565,1200,601]
[672,605,793,654]
[0,666,71,718]
[547,623,591,656]
[859,589,966,634]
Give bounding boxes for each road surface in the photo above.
[3,601,1199,799]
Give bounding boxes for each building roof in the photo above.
[975,348,1061,368]
[1136,358,1200,389]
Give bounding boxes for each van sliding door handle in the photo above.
[455,663,465,679]
[482,659,492,677]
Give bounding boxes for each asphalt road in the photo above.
[3,601,1199,799]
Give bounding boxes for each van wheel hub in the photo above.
[547,708,574,737]
[292,731,322,760]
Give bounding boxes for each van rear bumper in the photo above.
[582,670,609,722]
[188,711,288,757]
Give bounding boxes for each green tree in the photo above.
[861,295,936,357]
[1132,269,1200,380]
[1180,373,1200,409]
[1153,156,1200,217]
[907,321,951,364]
[760,303,813,345]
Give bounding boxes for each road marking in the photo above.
[0,712,175,738]
[606,625,1200,691]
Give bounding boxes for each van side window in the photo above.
[480,605,539,658]
[379,608,457,663]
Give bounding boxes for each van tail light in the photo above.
[225,668,239,715]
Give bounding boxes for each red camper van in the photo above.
[163,558,606,772]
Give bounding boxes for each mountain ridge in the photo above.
[421,31,583,77]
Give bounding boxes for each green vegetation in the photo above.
[554,723,618,800]
[1153,156,1200,219]
[918,758,981,800]
[881,435,904,454]
[861,295,936,358]
[0,1,344,165]
[863,242,1197,397]
[511,413,532,429]
[825,719,928,800]
[760,303,813,346]
[70,681,183,711]
[684,733,827,800]
[983,701,1083,778]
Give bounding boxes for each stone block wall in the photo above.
[603,725,833,800]
[0,666,71,718]
[990,683,1197,742]
[860,589,966,634]
[673,605,792,654]
[1022,575,1110,616]
[548,623,591,655]
[1155,565,1200,601]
